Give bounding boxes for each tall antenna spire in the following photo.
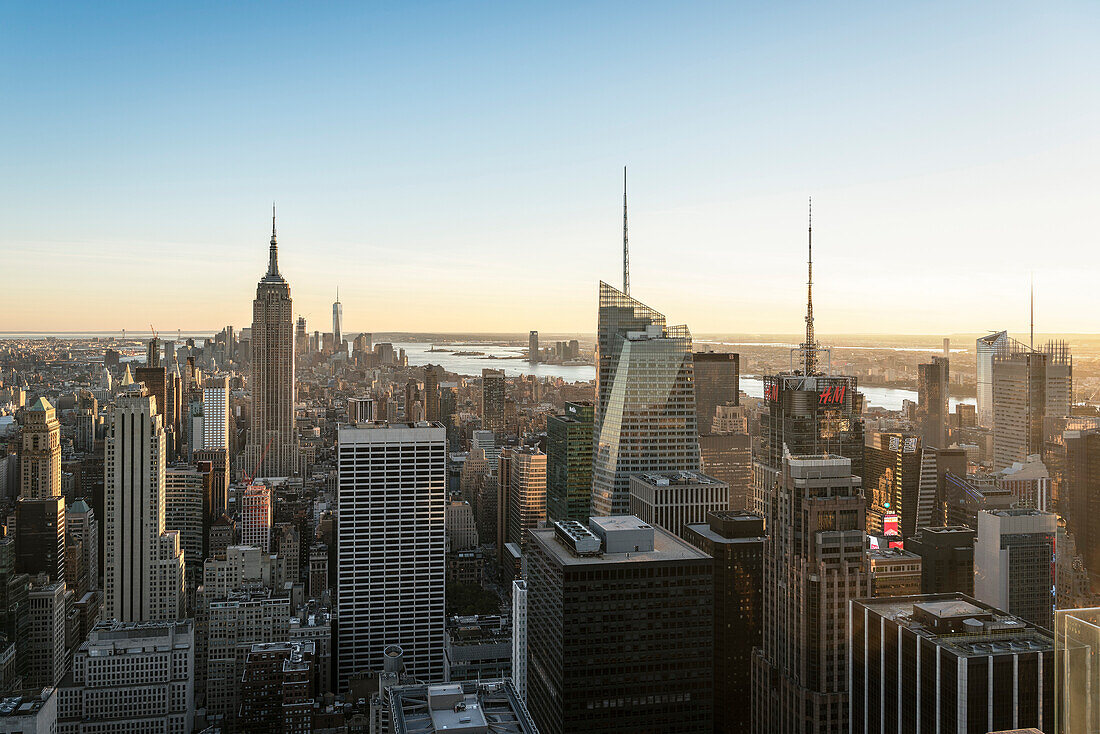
[622,166,630,296]
[267,201,280,277]
[1030,273,1034,351]
[802,197,817,375]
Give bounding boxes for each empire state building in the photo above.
[245,208,298,477]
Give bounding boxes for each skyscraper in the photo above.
[992,339,1072,470]
[862,431,922,537]
[752,451,869,734]
[19,397,61,499]
[917,355,949,449]
[592,283,700,516]
[505,446,546,552]
[337,422,446,688]
[103,384,185,622]
[240,484,273,553]
[423,364,443,422]
[528,330,538,363]
[545,401,593,522]
[693,351,739,434]
[905,525,975,595]
[201,375,230,451]
[481,369,506,435]
[332,290,343,350]
[15,496,65,583]
[526,517,713,734]
[974,508,1056,630]
[976,330,1009,428]
[245,208,298,477]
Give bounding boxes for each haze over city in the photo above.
[3,2,1099,333]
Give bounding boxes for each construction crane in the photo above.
[243,436,274,486]
[149,324,158,340]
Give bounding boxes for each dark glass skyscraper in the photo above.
[546,401,593,522]
[917,356,949,449]
[693,351,739,434]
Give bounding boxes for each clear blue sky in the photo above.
[2,1,1099,335]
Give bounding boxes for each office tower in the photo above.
[201,375,229,450]
[26,578,67,689]
[337,422,446,688]
[348,397,375,423]
[992,339,1072,470]
[481,369,506,435]
[912,445,968,531]
[511,578,527,701]
[165,465,207,592]
[472,429,500,468]
[526,517,713,734]
[423,364,443,422]
[998,454,1052,510]
[445,500,478,551]
[629,470,729,538]
[241,484,273,552]
[506,446,546,551]
[404,379,422,421]
[15,496,65,582]
[866,547,922,597]
[592,285,701,516]
[1064,427,1100,581]
[693,351,740,434]
[753,452,869,734]
[863,431,922,537]
[146,335,161,367]
[388,681,539,734]
[976,330,1010,428]
[529,330,538,363]
[851,594,1053,734]
[245,209,299,478]
[906,525,976,595]
[193,447,229,519]
[295,316,307,355]
[917,355,950,449]
[683,511,764,734]
[103,385,185,622]
[66,498,98,591]
[238,641,315,733]
[57,620,195,733]
[546,401,594,523]
[1055,606,1100,733]
[975,508,1056,629]
[19,397,60,499]
[699,432,753,510]
[332,291,343,348]
[135,363,181,458]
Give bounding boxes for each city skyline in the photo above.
[3,3,1099,334]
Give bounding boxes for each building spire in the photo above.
[1030,273,1034,351]
[623,166,630,296]
[267,201,279,277]
[803,197,817,375]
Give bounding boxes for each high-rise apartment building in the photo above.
[238,641,315,732]
[244,211,299,477]
[240,483,273,552]
[546,401,593,522]
[337,422,446,688]
[629,470,729,538]
[57,620,195,733]
[592,283,700,516]
[103,385,185,622]
[974,508,1056,630]
[850,594,1053,734]
[506,446,546,551]
[753,452,870,734]
[992,339,1072,470]
[905,525,976,595]
[693,351,739,434]
[165,465,207,592]
[481,369,506,435]
[683,511,764,734]
[201,375,230,450]
[976,330,1010,428]
[526,517,713,734]
[917,356,950,449]
[19,397,60,499]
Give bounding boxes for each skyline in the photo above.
[3,2,1099,333]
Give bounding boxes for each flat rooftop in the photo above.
[533,522,710,566]
[389,680,537,734]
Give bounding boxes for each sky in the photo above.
[2,1,1099,335]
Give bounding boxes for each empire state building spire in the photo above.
[802,197,818,375]
[267,202,280,278]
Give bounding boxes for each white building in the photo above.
[240,484,273,553]
[103,385,185,622]
[628,470,729,538]
[511,579,527,701]
[337,422,446,689]
[201,376,230,450]
[57,620,194,734]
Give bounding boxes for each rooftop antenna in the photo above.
[1029,273,1034,351]
[802,197,817,375]
[622,166,629,296]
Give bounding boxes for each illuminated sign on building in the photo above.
[818,385,846,405]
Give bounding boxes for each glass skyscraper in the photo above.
[591,282,700,516]
[976,330,1009,428]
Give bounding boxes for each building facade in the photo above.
[628,470,729,538]
[546,401,593,523]
[19,397,61,499]
[974,508,1056,630]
